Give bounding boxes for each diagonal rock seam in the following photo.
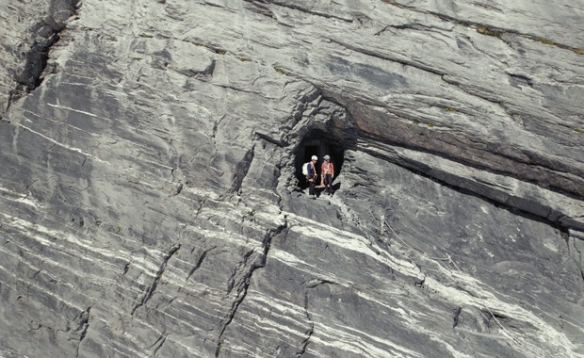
[150,332,168,357]
[131,243,181,316]
[359,127,584,200]
[226,249,256,296]
[187,246,217,281]
[359,143,579,235]
[326,37,446,78]
[378,0,583,53]
[215,223,288,357]
[254,0,583,53]
[255,132,288,147]
[243,0,277,19]
[263,0,353,23]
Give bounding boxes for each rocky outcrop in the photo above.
[0,0,80,115]
[1,0,583,357]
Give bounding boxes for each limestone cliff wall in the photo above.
[0,0,583,357]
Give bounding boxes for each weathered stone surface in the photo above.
[1,0,583,357]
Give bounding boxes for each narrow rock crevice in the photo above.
[265,1,353,23]
[12,0,81,101]
[123,262,131,275]
[186,246,216,281]
[225,249,255,295]
[295,279,336,357]
[295,289,314,358]
[176,59,216,81]
[229,146,255,195]
[211,114,227,143]
[375,22,441,36]
[169,181,183,197]
[255,132,288,147]
[215,224,288,357]
[508,73,533,88]
[452,306,462,329]
[243,0,277,19]
[131,243,181,315]
[75,307,91,358]
[326,38,446,78]
[568,236,584,282]
[151,333,167,357]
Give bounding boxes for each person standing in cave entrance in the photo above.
[320,154,335,195]
[307,155,318,198]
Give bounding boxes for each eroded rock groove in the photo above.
[131,244,181,315]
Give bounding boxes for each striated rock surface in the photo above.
[1,0,583,357]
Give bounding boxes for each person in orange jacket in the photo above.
[320,154,335,195]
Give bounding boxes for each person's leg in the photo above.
[325,174,332,193]
[309,180,315,196]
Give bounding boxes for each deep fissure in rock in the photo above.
[215,224,288,357]
[295,289,314,358]
[295,129,346,190]
[11,0,80,100]
[131,244,180,315]
[75,307,91,358]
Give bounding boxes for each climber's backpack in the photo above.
[302,162,309,176]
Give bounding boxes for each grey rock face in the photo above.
[0,0,583,357]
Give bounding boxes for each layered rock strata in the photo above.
[0,0,583,357]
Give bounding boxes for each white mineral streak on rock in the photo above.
[46,102,102,119]
[307,330,423,358]
[13,123,103,161]
[286,210,578,356]
[285,221,421,278]
[425,275,579,356]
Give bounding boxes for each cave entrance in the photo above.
[295,130,345,190]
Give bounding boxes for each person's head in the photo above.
[324,154,330,161]
[311,155,318,162]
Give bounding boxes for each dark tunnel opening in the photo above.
[295,129,345,190]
